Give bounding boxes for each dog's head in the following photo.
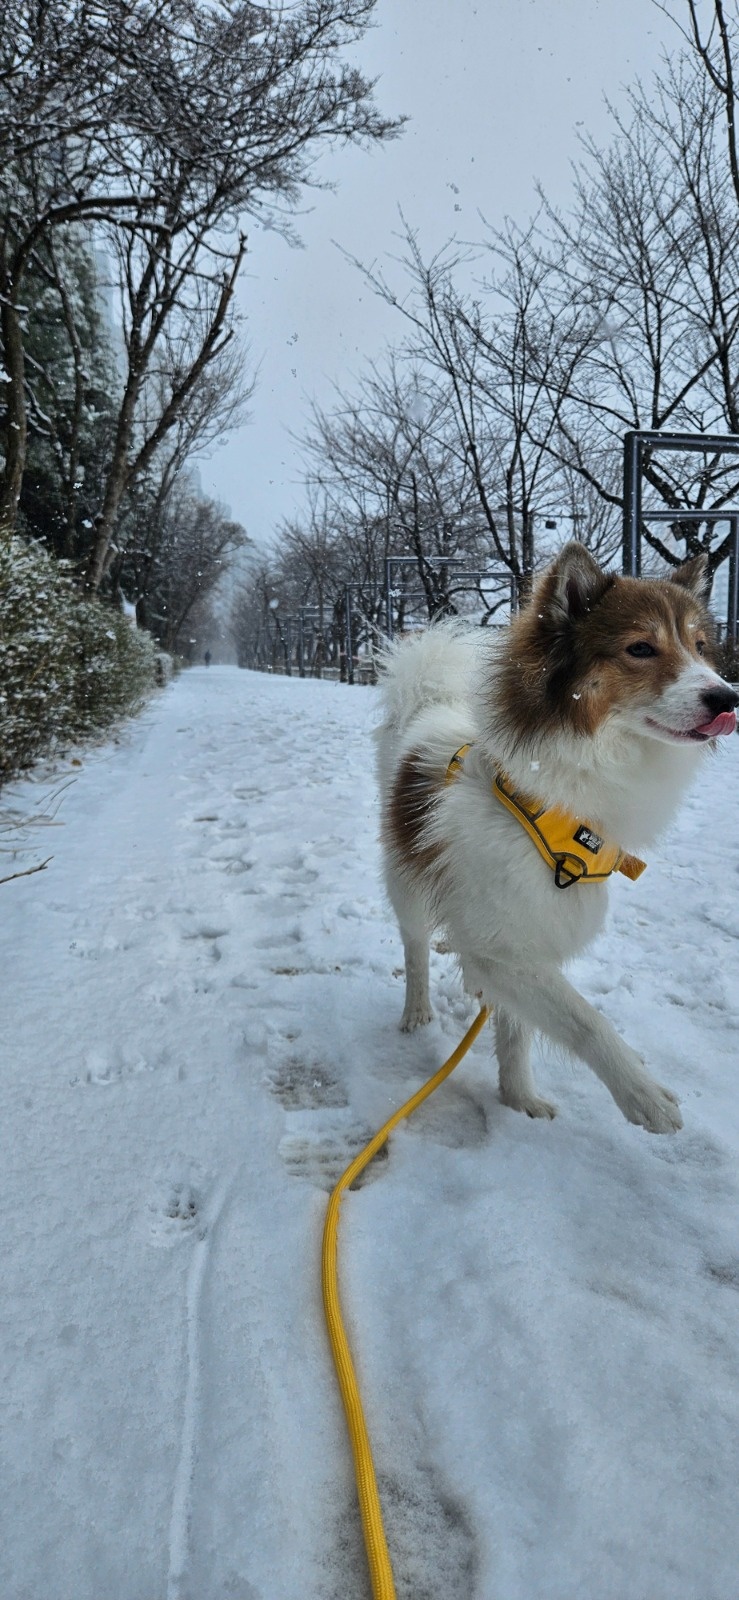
[493,542,738,748]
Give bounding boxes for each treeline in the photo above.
[234,0,739,673]
[0,0,399,650]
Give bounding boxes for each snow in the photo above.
[2,665,739,1600]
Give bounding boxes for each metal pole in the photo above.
[344,586,355,684]
[297,612,305,677]
[622,431,641,576]
[728,518,739,646]
[384,558,394,641]
[523,511,535,588]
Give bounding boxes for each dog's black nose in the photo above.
[701,684,739,716]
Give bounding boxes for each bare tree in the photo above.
[111,334,254,622]
[324,10,739,588]
[84,228,248,591]
[1,0,402,547]
[279,499,340,634]
[301,352,512,620]
[231,559,294,672]
[133,477,247,653]
[342,222,602,592]
[530,25,739,575]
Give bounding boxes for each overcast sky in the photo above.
[198,0,676,549]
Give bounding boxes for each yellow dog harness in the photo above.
[446,744,646,889]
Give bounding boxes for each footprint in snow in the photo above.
[704,1258,739,1289]
[650,1128,729,1183]
[212,816,251,837]
[68,934,130,959]
[273,854,319,884]
[77,1045,160,1085]
[220,1573,260,1598]
[279,1109,388,1191]
[148,1181,204,1248]
[322,1467,477,1600]
[407,1083,488,1149]
[180,925,229,963]
[269,1055,382,1189]
[268,1057,348,1110]
[255,928,302,951]
[209,853,253,875]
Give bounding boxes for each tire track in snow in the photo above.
[166,1169,235,1600]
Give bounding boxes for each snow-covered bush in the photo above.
[0,531,78,778]
[0,529,157,783]
[154,651,175,686]
[69,602,156,734]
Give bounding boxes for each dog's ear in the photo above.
[539,542,612,625]
[669,553,711,602]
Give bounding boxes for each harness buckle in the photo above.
[554,856,587,889]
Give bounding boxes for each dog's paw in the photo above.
[399,1004,433,1032]
[618,1076,683,1135]
[499,1089,558,1120]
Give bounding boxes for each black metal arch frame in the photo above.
[622,430,739,642]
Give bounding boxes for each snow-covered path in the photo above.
[2,666,739,1600]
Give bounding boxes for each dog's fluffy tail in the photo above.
[376,619,486,736]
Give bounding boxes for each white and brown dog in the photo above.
[377,542,738,1133]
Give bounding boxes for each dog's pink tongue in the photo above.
[695,710,737,737]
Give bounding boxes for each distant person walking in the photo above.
[204,650,212,667]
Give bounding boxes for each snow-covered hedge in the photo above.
[69,600,157,735]
[0,529,157,783]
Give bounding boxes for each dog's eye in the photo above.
[626,641,657,658]
[696,639,705,656]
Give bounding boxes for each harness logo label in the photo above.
[574,824,604,855]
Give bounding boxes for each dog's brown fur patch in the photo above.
[387,749,447,889]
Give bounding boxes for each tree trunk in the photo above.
[517,513,535,607]
[84,372,142,592]
[0,261,28,527]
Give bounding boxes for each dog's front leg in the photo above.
[495,1007,557,1120]
[485,962,682,1134]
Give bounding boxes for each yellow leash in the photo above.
[321,1005,490,1600]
